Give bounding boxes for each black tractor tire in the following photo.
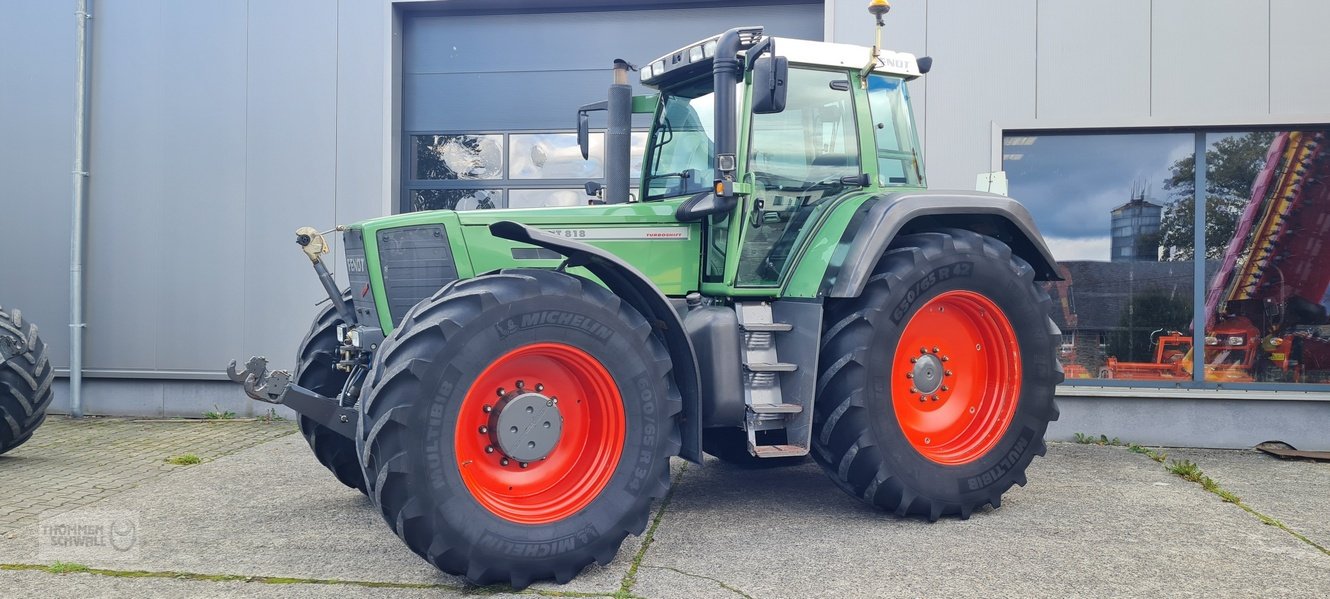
[0,307,54,455]
[702,427,806,468]
[812,228,1062,520]
[357,269,681,588]
[293,298,367,494]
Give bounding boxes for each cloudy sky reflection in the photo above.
[1004,133,1193,261]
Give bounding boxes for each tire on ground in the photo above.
[702,427,806,468]
[0,307,54,455]
[294,298,367,494]
[812,228,1062,520]
[357,269,681,588]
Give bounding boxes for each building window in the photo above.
[1004,127,1330,389]
[403,131,647,211]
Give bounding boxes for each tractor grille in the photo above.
[375,224,459,325]
[342,228,381,327]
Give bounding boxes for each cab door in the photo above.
[724,67,863,289]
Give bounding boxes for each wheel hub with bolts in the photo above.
[486,384,563,464]
[910,351,946,395]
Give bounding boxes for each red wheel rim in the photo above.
[891,291,1022,465]
[455,342,625,524]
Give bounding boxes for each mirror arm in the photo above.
[744,36,774,71]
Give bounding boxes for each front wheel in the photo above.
[292,296,367,494]
[357,269,681,588]
[813,229,1062,520]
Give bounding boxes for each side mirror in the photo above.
[675,191,738,222]
[576,100,606,160]
[577,110,591,159]
[917,56,933,74]
[751,56,788,115]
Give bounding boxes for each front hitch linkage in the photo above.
[227,356,290,404]
[222,226,362,439]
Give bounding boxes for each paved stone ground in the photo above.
[0,421,1327,598]
[0,417,295,535]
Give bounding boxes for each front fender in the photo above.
[825,191,1061,298]
[488,221,704,464]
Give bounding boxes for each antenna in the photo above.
[859,0,891,86]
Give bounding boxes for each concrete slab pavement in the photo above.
[1167,447,1330,551]
[1,418,1328,598]
[634,444,1330,598]
[0,417,295,535]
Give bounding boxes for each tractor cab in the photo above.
[587,28,931,291]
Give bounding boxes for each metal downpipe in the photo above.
[69,0,94,418]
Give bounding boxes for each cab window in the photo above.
[865,74,924,187]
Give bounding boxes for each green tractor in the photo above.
[230,4,1062,588]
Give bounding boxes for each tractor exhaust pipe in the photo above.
[604,59,633,204]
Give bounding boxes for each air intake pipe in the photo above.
[604,59,633,204]
[711,27,749,197]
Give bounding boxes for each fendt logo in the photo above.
[346,257,368,274]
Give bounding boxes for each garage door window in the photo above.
[404,131,646,211]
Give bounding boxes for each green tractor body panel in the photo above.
[349,199,705,334]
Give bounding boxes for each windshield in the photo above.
[643,84,717,201]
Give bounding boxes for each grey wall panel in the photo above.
[85,0,249,373]
[1269,0,1330,116]
[1048,396,1330,451]
[334,0,391,287]
[242,0,341,367]
[0,1,75,369]
[1035,1,1151,120]
[825,0,926,149]
[922,0,1036,190]
[84,0,170,371]
[1151,0,1269,119]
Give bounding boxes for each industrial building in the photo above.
[2,0,1327,449]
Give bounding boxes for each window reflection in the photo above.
[1005,133,1195,382]
[411,189,501,211]
[414,134,503,180]
[510,133,604,179]
[1203,130,1330,383]
[1007,128,1330,386]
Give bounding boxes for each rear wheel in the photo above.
[0,307,54,455]
[293,298,367,494]
[358,269,680,588]
[812,229,1061,519]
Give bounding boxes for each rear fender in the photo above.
[488,221,704,464]
[825,191,1061,298]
